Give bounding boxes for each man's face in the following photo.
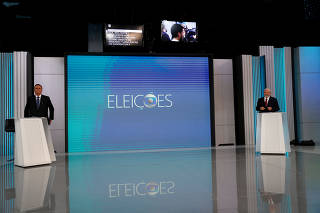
[264,89,271,97]
[34,85,42,96]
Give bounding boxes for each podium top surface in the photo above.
[258,112,287,118]
[259,112,284,114]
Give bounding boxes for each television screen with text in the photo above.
[66,55,211,152]
[105,24,144,46]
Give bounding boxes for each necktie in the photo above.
[36,97,40,109]
[264,98,268,107]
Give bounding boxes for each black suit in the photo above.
[24,95,54,122]
[256,96,280,112]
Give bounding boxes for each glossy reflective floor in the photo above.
[1,145,320,213]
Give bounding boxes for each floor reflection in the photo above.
[256,155,291,213]
[1,146,320,212]
[14,165,55,212]
[67,149,213,213]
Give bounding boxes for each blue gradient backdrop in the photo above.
[67,55,212,152]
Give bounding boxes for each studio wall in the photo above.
[34,57,65,152]
[2,45,316,155]
[213,59,235,146]
[1,51,30,161]
[88,23,103,52]
[34,56,237,152]
[234,46,296,146]
[260,46,295,141]
[293,47,320,143]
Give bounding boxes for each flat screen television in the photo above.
[104,24,144,47]
[161,20,197,43]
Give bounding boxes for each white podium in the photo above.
[256,112,291,154]
[14,118,56,167]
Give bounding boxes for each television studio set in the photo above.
[1,1,320,212]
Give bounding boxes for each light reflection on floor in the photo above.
[1,145,320,212]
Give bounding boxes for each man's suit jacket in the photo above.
[24,95,54,120]
[256,96,280,112]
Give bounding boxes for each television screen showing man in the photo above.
[24,84,54,125]
[161,20,197,43]
[256,88,280,112]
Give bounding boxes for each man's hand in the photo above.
[267,107,272,111]
[49,120,52,125]
[260,107,265,111]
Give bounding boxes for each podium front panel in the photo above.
[256,112,291,154]
[14,118,52,167]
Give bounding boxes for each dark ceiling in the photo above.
[0,0,318,57]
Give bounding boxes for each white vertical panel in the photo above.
[14,51,28,119]
[242,55,254,145]
[13,53,18,118]
[34,57,64,75]
[284,47,295,141]
[34,57,65,153]
[259,46,275,93]
[213,59,235,146]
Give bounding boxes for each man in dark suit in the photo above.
[256,88,280,113]
[24,84,54,125]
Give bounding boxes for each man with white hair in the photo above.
[256,88,280,112]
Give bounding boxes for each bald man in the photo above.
[256,88,280,112]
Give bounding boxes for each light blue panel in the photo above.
[0,53,14,160]
[298,47,320,121]
[274,48,287,112]
[294,47,320,142]
[0,53,15,213]
[252,56,266,142]
[299,74,320,122]
[299,47,320,73]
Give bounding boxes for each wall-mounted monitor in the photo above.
[161,20,197,43]
[104,24,144,47]
[66,54,212,152]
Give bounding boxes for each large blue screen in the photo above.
[66,55,212,152]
